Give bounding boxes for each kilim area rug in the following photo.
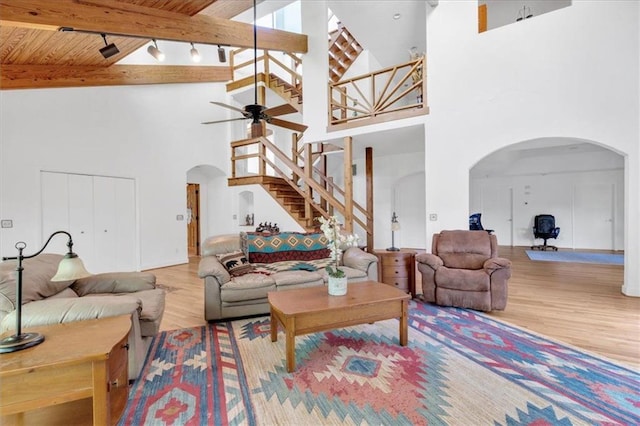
[120,301,640,425]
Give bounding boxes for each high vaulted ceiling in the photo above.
[0,0,307,89]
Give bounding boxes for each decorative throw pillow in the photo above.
[216,251,254,277]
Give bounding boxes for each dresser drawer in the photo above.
[109,335,129,423]
[382,266,409,279]
[381,277,410,291]
[380,254,413,268]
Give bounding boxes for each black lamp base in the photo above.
[386,247,400,251]
[0,332,45,353]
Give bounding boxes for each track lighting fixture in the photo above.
[190,43,201,63]
[99,33,119,59]
[217,45,227,63]
[147,39,165,61]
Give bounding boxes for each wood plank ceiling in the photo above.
[0,0,307,89]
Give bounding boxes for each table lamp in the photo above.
[387,212,400,251]
[0,230,91,353]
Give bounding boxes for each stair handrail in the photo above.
[230,137,371,231]
[328,56,428,130]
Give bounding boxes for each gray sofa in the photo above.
[0,254,165,378]
[198,233,379,321]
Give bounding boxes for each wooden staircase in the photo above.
[228,175,320,230]
[328,22,363,83]
[268,73,303,112]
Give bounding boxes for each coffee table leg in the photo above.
[399,300,408,346]
[285,317,295,372]
[270,308,278,342]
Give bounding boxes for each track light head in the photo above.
[190,42,201,63]
[147,39,165,61]
[99,33,119,59]
[217,45,226,63]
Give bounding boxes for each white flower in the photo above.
[316,216,359,278]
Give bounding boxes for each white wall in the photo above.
[426,0,639,295]
[0,83,230,269]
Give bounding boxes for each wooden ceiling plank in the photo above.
[0,64,233,89]
[200,0,257,20]
[0,0,307,53]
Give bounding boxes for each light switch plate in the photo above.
[176,214,184,221]
[1,219,13,228]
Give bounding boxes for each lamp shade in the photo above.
[51,255,91,281]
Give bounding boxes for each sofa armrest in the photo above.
[0,296,142,332]
[71,272,156,296]
[416,253,444,271]
[342,247,378,272]
[198,256,230,284]
[483,257,512,275]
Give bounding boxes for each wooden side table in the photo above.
[0,315,131,425]
[373,248,417,297]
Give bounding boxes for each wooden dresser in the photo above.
[372,248,417,297]
[0,315,131,425]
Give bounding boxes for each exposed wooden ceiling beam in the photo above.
[0,64,232,89]
[0,0,307,53]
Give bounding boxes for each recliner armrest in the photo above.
[483,257,512,274]
[416,253,444,270]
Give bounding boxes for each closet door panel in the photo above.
[93,176,117,273]
[41,172,70,254]
[114,178,136,271]
[68,174,95,272]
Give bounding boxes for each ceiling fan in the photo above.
[202,0,307,136]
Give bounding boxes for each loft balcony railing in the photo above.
[228,48,302,95]
[328,56,428,131]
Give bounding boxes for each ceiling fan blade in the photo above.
[209,101,249,117]
[263,103,297,117]
[202,117,248,125]
[268,117,308,133]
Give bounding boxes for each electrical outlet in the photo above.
[176,214,184,221]
[1,219,12,228]
[429,214,438,221]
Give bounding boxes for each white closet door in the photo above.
[573,183,614,250]
[41,171,70,254]
[93,176,117,273]
[68,174,95,271]
[114,178,136,271]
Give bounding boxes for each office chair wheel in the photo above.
[553,247,558,251]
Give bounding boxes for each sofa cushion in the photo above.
[270,270,324,287]
[436,230,493,270]
[221,274,276,303]
[71,272,156,296]
[435,267,490,292]
[216,251,254,277]
[133,289,165,337]
[317,266,368,282]
[0,254,74,306]
[246,232,330,263]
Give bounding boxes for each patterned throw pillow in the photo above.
[216,251,254,277]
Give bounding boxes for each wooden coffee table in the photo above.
[268,281,410,372]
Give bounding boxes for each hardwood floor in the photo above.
[149,246,639,369]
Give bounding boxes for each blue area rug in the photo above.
[526,250,624,265]
[120,301,639,425]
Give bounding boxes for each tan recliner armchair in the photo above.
[416,230,511,311]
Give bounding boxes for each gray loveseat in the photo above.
[0,254,165,378]
[198,232,379,321]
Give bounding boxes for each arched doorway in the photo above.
[470,137,625,251]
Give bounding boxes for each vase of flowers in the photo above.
[317,215,358,296]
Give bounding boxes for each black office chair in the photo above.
[531,214,560,251]
[469,213,494,234]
